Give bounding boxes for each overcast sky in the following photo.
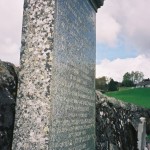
[0,0,23,65]
[0,0,150,81]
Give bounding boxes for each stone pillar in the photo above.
[12,0,104,149]
[138,117,146,150]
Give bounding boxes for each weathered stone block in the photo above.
[13,0,103,149]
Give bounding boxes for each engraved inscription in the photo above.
[51,0,96,149]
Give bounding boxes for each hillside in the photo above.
[106,88,150,108]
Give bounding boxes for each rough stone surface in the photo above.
[0,60,18,150]
[13,0,96,150]
[96,91,150,150]
[13,1,55,149]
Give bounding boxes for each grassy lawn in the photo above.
[118,87,133,91]
[106,88,150,108]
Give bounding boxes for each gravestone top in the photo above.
[89,0,104,11]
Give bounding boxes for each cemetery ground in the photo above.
[106,87,150,108]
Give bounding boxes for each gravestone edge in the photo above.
[89,0,104,12]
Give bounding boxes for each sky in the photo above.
[0,0,150,82]
[96,0,150,81]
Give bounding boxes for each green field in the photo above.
[106,88,150,108]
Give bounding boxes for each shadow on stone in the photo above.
[0,60,18,149]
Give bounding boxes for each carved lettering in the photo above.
[51,0,96,149]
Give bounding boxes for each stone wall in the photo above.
[96,91,150,150]
[0,60,18,149]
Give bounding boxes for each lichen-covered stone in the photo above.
[96,91,150,150]
[12,1,55,149]
[0,60,18,150]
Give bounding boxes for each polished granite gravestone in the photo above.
[12,0,104,149]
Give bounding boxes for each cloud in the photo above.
[96,13,121,46]
[0,38,20,65]
[0,0,24,65]
[97,0,150,55]
[96,55,150,82]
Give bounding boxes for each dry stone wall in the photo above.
[0,60,18,150]
[96,91,150,150]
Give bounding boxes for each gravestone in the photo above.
[12,0,104,149]
[138,117,146,150]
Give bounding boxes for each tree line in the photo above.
[96,71,144,92]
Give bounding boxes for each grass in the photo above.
[118,87,133,91]
[106,88,150,108]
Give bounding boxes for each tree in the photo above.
[122,71,144,87]
[108,79,118,91]
[95,76,109,92]
[131,71,144,84]
[123,72,131,82]
[122,72,134,87]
